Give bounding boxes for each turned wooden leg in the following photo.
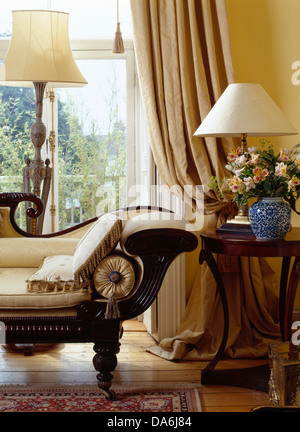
[93,341,120,400]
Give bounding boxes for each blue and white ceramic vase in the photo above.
[249,197,291,239]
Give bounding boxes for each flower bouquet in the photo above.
[209,141,300,214]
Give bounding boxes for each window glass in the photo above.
[0,58,35,228]
[57,59,127,228]
[51,0,132,39]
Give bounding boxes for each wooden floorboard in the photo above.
[0,319,272,412]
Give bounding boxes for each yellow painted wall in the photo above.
[227,0,300,306]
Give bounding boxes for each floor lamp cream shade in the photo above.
[194,83,298,138]
[0,10,87,88]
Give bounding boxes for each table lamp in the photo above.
[0,10,87,233]
[194,83,298,232]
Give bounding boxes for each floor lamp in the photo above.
[0,10,87,234]
[194,83,298,232]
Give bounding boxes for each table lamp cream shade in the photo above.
[194,83,298,137]
[0,10,87,88]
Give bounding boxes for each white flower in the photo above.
[225,164,234,172]
[247,146,258,154]
[232,167,245,177]
[243,176,255,191]
[235,155,248,165]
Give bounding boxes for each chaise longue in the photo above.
[0,192,198,400]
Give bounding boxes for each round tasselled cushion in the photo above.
[93,254,135,299]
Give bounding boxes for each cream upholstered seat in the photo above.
[0,236,82,309]
[0,268,91,309]
[0,193,198,400]
[0,236,87,310]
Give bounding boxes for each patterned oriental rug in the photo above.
[0,385,201,413]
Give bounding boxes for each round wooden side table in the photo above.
[199,228,300,391]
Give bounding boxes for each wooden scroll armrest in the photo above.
[0,192,43,236]
[77,227,198,321]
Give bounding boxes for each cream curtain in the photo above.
[130,0,280,361]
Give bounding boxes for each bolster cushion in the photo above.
[93,254,135,299]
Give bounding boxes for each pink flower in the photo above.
[288,176,300,192]
[227,148,240,162]
[275,162,287,177]
[252,167,269,182]
[226,176,244,193]
[278,149,290,161]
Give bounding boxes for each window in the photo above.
[0,0,133,40]
[0,1,150,233]
[53,43,136,230]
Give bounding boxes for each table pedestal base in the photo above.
[201,364,270,392]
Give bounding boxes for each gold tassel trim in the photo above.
[27,280,92,294]
[105,293,121,319]
[112,23,125,54]
[74,219,123,286]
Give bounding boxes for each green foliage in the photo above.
[0,90,35,174]
[0,88,35,228]
[57,85,126,229]
[207,176,227,199]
